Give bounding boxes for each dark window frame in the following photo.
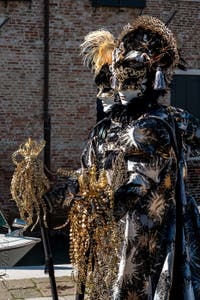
[91,0,146,9]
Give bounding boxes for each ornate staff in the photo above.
[11,138,58,300]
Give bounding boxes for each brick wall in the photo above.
[0,0,200,221]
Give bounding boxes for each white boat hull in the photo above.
[0,234,41,267]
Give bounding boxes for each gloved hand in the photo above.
[43,176,79,213]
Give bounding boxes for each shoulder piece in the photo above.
[166,105,200,156]
[121,107,173,157]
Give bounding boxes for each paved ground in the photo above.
[0,276,76,300]
[0,265,76,300]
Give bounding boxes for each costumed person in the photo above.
[104,16,200,300]
[67,15,200,300]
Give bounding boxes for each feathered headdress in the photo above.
[80,29,116,75]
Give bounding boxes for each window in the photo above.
[170,70,200,119]
[91,0,146,8]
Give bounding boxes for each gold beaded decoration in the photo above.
[69,165,119,298]
[11,138,50,230]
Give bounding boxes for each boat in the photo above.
[0,211,41,267]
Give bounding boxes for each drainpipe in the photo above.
[43,0,51,172]
[42,1,58,299]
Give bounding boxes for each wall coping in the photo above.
[181,0,200,2]
[174,69,200,75]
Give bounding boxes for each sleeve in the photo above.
[170,107,200,157]
[81,118,110,169]
[184,112,200,148]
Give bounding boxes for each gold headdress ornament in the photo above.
[118,15,179,68]
[115,15,180,91]
[80,29,116,75]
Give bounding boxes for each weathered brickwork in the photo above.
[0,0,200,220]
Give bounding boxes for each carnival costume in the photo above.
[71,16,200,300]
[45,16,200,300]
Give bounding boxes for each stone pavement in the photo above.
[0,276,76,300]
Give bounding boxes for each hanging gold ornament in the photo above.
[11,138,50,230]
[69,165,120,297]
